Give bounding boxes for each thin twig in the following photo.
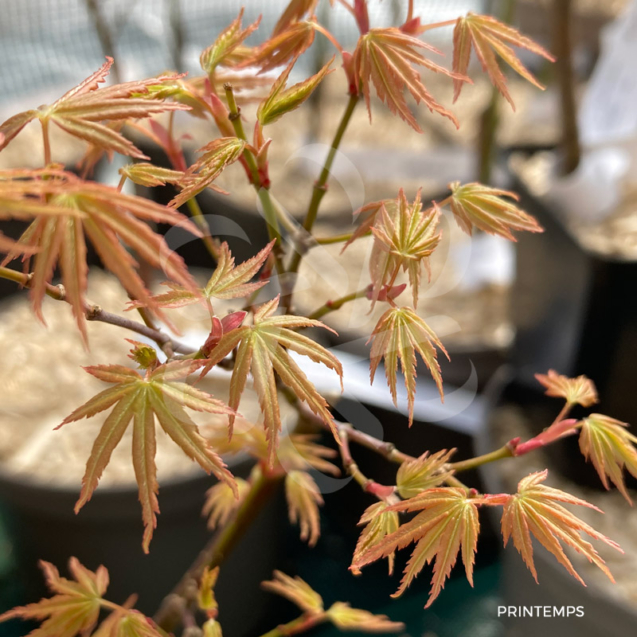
[307,288,369,320]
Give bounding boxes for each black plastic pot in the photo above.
[475,369,637,637]
[0,460,285,637]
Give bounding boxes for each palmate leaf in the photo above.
[262,571,324,614]
[536,369,598,407]
[446,181,542,241]
[369,306,448,425]
[0,558,108,637]
[352,502,400,575]
[273,0,319,36]
[119,162,184,188]
[579,414,637,504]
[0,57,189,158]
[0,169,200,342]
[170,137,246,208]
[285,470,324,546]
[369,189,440,306]
[396,449,455,499]
[201,295,343,465]
[200,8,261,75]
[257,56,334,126]
[59,359,237,552]
[353,27,465,131]
[141,240,274,310]
[452,13,554,108]
[352,488,480,608]
[498,470,622,584]
[203,477,251,529]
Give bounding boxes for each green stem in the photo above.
[307,288,368,320]
[450,445,514,473]
[186,196,221,261]
[314,231,364,245]
[41,120,51,166]
[258,614,327,637]
[154,470,281,633]
[288,93,359,276]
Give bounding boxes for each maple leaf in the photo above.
[119,162,184,188]
[352,488,480,608]
[579,414,637,504]
[257,57,334,126]
[170,137,246,208]
[95,610,163,637]
[200,9,262,76]
[452,13,554,108]
[140,240,274,310]
[262,571,324,614]
[445,181,542,241]
[352,27,464,131]
[286,470,324,546]
[59,358,237,552]
[352,502,399,575]
[326,603,404,633]
[498,470,621,584]
[273,0,319,36]
[369,306,448,425]
[0,558,108,637]
[342,198,388,252]
[536,369,598,407]
[369,189,441,307]
[203,478,250,529]
[242,21,316,73]
[200,295,343,465]
[0,57,189,158]
[396,449,455,498]
[0,169,199,341]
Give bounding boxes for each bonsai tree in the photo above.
[0,1,634,635]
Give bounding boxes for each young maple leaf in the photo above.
[286,470,324,546]
[119,162,184,188]
[498,470,622,584]
[352,27,464,131]
[352,502,400,575]
[0,169,199,342]
[242,20,316,73]
[579,414,637,504]
[0,558,108,637]
[59,359,237,552]
[139,240,274,311]
[536,369,598,407]
[369,189,441,307]
[262,571,324,615]
[170,137,247,208]
[396,449,455,498]
[203,477,251,529]
[200,8,262,76]
[369,306,448,425]
[200,295,343,465]
[352,488,480,607]
[0,57,189,158]
[452,13,554,108]
[257,56,334,126]
[273,0,319,36]
[445,181,542,241]
[326,603,404,633]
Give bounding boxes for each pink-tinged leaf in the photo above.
[352,502,400,575]
[0,109,38,151]
[273,0,318,35]
[203,478,250,530]
[579,414,637,504]
[369,306,448,425]
[262,571,324,614]
[285,470,324,546]
[452,13,554,107]
[119,163,184,188]
[499,470,621,584]
[353,27,467,131]
[535,369,598,407]
[446,181,542,241]
[352,488,480,607]
[257,56,334,126]
[59,359,236,551]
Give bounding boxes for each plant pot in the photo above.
[475,368,637,637]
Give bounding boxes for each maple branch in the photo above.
[259,613,327,637]
[0,266,194,355]
[314,230,371,245]
[186,196,222,261]
[287,93,359,276]
[307,288,369,320]
[154,468,282,633]
[450,445,514,473]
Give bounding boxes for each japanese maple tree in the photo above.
[0,1,632,636]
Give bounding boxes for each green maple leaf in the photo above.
[59,359,236,552]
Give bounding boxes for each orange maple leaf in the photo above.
[536,369,599,407]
